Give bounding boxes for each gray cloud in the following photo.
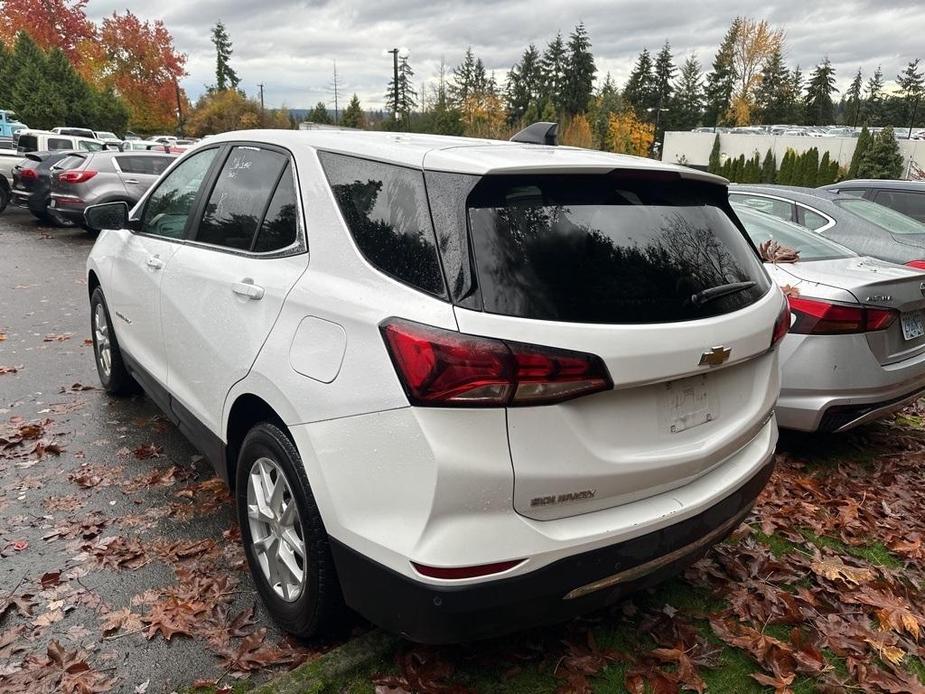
[86,1,925,110]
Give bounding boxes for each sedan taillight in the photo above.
[57,170,97,184]
[380,319,613,407]
[788,296,897,335]
[905,260,925,271]
[19,168,37,182]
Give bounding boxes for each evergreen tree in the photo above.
[449,48,477,107]
[385,56,417,127]
[864,66,884,125]
[732,154,745,182]
[623,48,656,115]
[785,66,804,124]
[777,150,792,184]
[721,157,732,179]
[10,33,62,129]
[761,148,776,183]
[653,41,676,106]
[672,55,703,130]
[45,48,91,126]
[562,23,596,116]
[754,48,790,124]
[703,19,739,127]
[308,101,331,124]
[848,126,871,179]
[804,58,837,126]
[506,44,541,123]
[857,127,904,179]
[211,21,240,91]
[748,154,761,182]
[791,151,807,186]
[818,151,832,185]
[0,41,12,106]
[539,32,567,114]
[340,94,366,129]
[896,59,924,138]
[846,68,863,127]
[590,73,621,149]
[708,133,721,174]
[801,147,820,187]
[828,158,840,183]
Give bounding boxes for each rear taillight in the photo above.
[19,168,37,181]
[788,297,897,335]
[412,559,524,580]
[905,260,925,271]
[380,319,613,407]
[770,297,791,348]
[57,170,97,184]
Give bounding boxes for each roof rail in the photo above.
[510,121,558,146]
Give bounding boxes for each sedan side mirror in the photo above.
[84,201,130,231]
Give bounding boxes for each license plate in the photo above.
[658,374,717,434]
[901,311,925,341]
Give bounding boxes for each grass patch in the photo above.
[751,527,801,557]
[801,530,903,569]
[908,657,925,685]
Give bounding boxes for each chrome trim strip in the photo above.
[833,386,925,433]
[562,504,752,601]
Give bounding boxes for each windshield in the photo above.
[732,204,855,261]
[836,198,925,235]
[96,132,118,140]
[465,174,770,324]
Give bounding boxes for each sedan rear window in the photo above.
[466,174,770,324]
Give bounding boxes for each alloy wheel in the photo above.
[246,457,306,602]
[93,303,112,379]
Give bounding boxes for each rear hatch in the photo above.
[12,156,41,193]
[779,257,925,365]
[443,171,782,520]
[49,153,90,206]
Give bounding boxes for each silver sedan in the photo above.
[734,203,925,432]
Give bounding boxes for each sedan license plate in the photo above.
[901,311,925,341]
[658,374,717,434]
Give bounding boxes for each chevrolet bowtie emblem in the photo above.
[699,346,731,367]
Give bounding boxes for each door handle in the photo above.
[145,255,164,270]
[124,178,139,184]
[232,279,265,300]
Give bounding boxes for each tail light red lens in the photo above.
[788,296,897,335]
[905,260,925,271]
[57,170,97,184]
[412,559,524,580]
[380,319,613,407]
[770,297,791,348]
[19,168,37,181]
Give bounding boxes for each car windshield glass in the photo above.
[836,198,925,234]
[466,174,770,324]
[96,132,118,140]
[732,205,854,261]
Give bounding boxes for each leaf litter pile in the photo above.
[0,398,332,693]
[372,410,925,694]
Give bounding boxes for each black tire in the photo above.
[89,287,137,395]
[236,423,344,638]
[0,184,8,214]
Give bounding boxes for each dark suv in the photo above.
[11,151,77,224]
[50,151,175,229]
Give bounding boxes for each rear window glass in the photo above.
[466,174,770,324]
[48,137,72,150]
[17,135,36,152]
[836,198,925,235]
[53,155,86,171]
[733,205,853,261]
[319,152,446,298]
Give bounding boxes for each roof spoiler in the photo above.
[510,121,558,146]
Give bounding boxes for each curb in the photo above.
[254,629,400,694]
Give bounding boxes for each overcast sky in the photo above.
[86,1,925,111]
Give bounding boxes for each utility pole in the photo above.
[388,48,399,122]
[257,83,265,126]
[332,60,340,125]
[909,95,920,140]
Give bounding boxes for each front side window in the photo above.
[319,151,446,297]
[195,146,288,251]
[48,138,72,150]
[467,174,770,324]
[141,148,218,239]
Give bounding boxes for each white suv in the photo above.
[85,128,787,643]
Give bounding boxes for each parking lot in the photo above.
[0,208,337,693]
[2,205,925,693]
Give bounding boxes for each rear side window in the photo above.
[798,207,830,231]
[196,146,288,251]
[48,137,72,150]
[253,165,298,252]
[116,155,172,176]
[729,193,793,222]
[836,198,925,235]
[875,190,925,222]
[319,152,446,297]
[466,174,770,324]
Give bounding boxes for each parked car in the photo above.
[11,151,78,223]
[733,203,925,432]
[0,147,22,213]
[52,127,97,139]
[17,130,104,155]
[122,141,172,152]
[0,138,15,151]
[49,150,174,229]
[730,185,925,267]
[0,109,28,139]
[819,180,925,224]
[84,129,786,643]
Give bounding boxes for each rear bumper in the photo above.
[777,333,925,432]
[330,457,774,644]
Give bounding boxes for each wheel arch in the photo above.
[87,269,100,299]
[224,390,297,491]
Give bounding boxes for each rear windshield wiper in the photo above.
[690,281,756,308]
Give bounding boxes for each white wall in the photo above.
[662,131,925,178]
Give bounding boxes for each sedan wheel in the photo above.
[93,302,112,380]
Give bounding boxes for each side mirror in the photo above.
[84,201,130,231]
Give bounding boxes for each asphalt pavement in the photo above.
[0,208,327,693]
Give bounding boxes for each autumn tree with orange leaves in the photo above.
[0,0,96,72]
[727,17,784,126]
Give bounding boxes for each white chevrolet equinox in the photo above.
[84,127,787,643]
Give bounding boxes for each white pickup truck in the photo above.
[0,148,23,213]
